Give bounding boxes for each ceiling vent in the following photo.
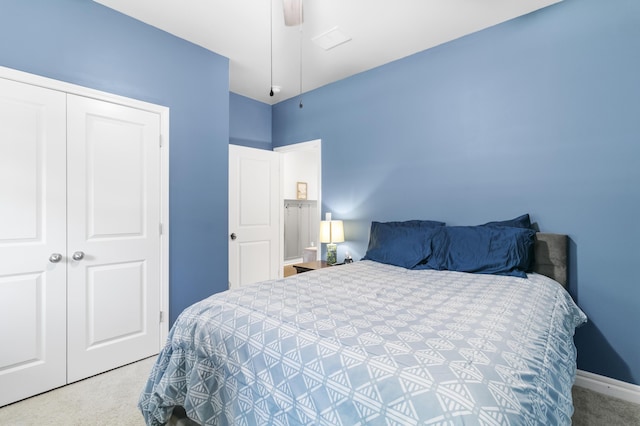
[312,27,352,51]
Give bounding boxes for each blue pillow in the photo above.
[481,214,532,229]
[422,225,536,277]
[380,219,446,228]
[362,221,444,268]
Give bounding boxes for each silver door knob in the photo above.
[49,253,62,263]
[72,251,85,261]
[230,233,237,240]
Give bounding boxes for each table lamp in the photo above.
[319,213,344,265]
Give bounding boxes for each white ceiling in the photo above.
[95,0,560,105]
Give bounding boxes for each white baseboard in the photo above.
[575,369,640,405]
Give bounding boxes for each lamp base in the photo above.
[326,243,337,265]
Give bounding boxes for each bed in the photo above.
[139,217,587,425]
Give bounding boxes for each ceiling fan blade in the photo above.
[282,0,303,26]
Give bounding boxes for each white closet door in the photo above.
[0,79,67,406]
[66,95,161,382]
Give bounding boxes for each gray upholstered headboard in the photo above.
[532,233,568,288]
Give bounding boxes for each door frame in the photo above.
[275,139,322,263]
[0,66,170,346]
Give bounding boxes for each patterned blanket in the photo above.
[139,261,586,425]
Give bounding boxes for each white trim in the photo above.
[159,105,170,346]
[0,66,167,115]
[575,369,640,405]
[274,139,321,153]
[0,65,171,348]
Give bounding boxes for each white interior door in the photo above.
[66,95,161,382]
[229,145,280,289]
[0,78,67,406]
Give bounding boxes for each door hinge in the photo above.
[160,311,164,323]
[159,223,163,235]
[159,135,163,148]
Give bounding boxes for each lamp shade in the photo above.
[319,220,344,244]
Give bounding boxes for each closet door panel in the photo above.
[0,78,66,406]
[85,112,145,237]
[66,95,161,382]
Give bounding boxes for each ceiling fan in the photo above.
[282,0,303,26]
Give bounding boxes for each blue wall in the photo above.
[0,0,230,325]
[229,92,272,149]
[273,0,640,385]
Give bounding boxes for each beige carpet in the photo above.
[1,356,639,425]
[572,385,640,426]
[0,356,155,425]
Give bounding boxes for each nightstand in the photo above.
[292,260,347,274]
[292,260,329,274]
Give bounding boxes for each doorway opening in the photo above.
[275,139,322,276]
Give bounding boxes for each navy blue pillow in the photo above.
[422,225,536,277]
[482,214,532,229]
[380,219,446,228]
[363,221,444,268]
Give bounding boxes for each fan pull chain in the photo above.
[298,5,303,109]
[269,0,274,97]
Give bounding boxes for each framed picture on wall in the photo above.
[296,182,307,200]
